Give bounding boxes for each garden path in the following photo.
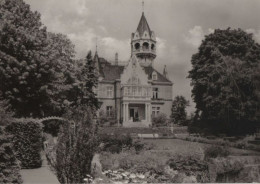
[21,154,59,184]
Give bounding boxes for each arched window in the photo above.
[135,43,140,50]
[151,44,155,50]
[143,42,149,50]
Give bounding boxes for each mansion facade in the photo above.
[94,12,173,127]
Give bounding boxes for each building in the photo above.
[94,11,173,127]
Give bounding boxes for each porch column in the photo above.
[145,103,148,121]
[148,104,151,122]
[126,103,129,121]
[122,103,125,122]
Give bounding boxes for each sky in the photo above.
[25,0,260,114]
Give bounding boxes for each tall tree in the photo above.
[170,95,189,125]
[0,0,55,117]
[188,28,260,133]
[0,0,95,117]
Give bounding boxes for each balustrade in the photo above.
[121,85,151,98]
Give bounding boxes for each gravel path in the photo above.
[21,154,59,184]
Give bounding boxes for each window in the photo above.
[152,72,157,80]
[135,43,140,50]
[143,42,149,50]
[107,86,113,97]
[152,106,160,116]
[152,87,159,99]
[106,106,113,117]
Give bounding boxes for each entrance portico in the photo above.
[122,102,151,127]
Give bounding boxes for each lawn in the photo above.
[142,138,260,156]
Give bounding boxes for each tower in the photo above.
[131,8,156,66]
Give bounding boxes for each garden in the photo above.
[97,134,260,183]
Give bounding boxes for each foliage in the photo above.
[167,155,210,182]
[0,128,22,184]
[170,95,189,125]
[98,109,116,126]
[100,133,133,153]
[100,149,207,183]
[204,146,230,160]
[0,92,13,125]
[0,0,54,117]
[42,120,63,137]
[0,0,99,117]
[188,28,260,135]
[49,107,99,183]
[5,119,42,168]
[152,113,168,127]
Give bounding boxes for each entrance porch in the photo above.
[122,103,151,127]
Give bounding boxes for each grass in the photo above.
[98,126,188,135]
[142,139,260,156]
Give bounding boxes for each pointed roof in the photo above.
[136,12,152,37]
[163,65,168,79]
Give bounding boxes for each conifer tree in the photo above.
[171,95,189,125]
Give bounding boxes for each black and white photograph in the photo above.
[0,0,260,183]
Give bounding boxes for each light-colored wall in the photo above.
[152,84,172,100]
[97,83,114,98]
[97,81,173,121]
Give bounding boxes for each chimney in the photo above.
[115,52,118,65]
[163,65,168,79]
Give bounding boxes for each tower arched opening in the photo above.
[135,43,140,50]
[151,44,155,50]
[143,42,149,50]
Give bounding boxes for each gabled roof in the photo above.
[136,12,152,37]
[97,58,171,84]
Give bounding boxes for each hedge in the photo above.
[0,127,22,183]
[5,119,42,168]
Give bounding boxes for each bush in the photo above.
[100,133,133,153]
[167,155,210,182]
[5,119,42,168]
[49,107,99,183]
[43,120,63,137]
[204,146,230,160]
[0,128,22,184]
[152,113,168,127]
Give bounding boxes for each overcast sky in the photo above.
[25,0,260,114]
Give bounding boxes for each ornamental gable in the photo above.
[120,55,149,85]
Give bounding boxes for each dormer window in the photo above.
[152,72,157,80]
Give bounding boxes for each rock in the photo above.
[129,173,136,179]
[136,173,145,179]
[132,179,138,183]
[118,168,124,172]
[182,175,197,183]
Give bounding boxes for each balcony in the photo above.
[121,85,152,100]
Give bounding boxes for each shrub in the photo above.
[100,133,133,153]
[5,119,42,168]
[204,146,230,160]
[42,120,63,137]
[167,155,210,182]
[0,128,22,184]
[152,113,168,127]
[49,107,99,183]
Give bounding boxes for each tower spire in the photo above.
[95,37,98,53]
[142,0,144,13]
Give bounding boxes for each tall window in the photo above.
[152,106,160,116]
[152,87,159,99]
[107,86,113,97]
[106,106,113,117]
